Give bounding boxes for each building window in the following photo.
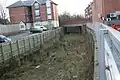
[47,8,51,14]
[47,15,52,20]
[35,16,40,21]
[27,16,30,22]
[34,3,39,9]
[21,25,24,28]
[35,10,40,16]
[46,0,51,7]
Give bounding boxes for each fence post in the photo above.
[38,34,41,48]
[1,44,4,67]
[9,42,13,58]
[16,40,21,66]
[36,35,39,48]
[41,33,43,44]
[42,32,44,43]
[28,37,32,54]
[35,35,38,49]
[47,31,48,41]
[33,36,35,49]
[23,38,27,56]
[99,29,108,80]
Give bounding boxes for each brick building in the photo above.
[92,0,120,22]
[84,2,93,21]
[7,0,59,28]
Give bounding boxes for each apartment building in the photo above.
[92,0,120,22]
[7,0,59,28]
[85,2,93,21]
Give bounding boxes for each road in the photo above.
[8,31,31,41]
[8,30,47,41]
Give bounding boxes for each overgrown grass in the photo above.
[0,34,94,80]
[63,34,84,41]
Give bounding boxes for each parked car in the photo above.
[30,25,43,33]
[0,35,11,43]
[40,26,47,31]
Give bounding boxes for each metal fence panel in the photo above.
[87,23,120,80]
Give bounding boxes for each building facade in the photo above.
[84,2,93,21]
[7,0,59,29]
[92,0,120,22]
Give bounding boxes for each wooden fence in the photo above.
[0,28,62,65]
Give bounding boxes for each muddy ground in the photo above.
[0,34,94,80]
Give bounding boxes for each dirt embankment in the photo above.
[0,34,94,80]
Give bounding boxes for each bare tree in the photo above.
[0,0,8,24]
[0,5,6,19]
[59,11,86,26]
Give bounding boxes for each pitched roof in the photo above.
[23,0,35,6]
[7,1,25,8]
[7,0,48,8]
[38,0,47,4]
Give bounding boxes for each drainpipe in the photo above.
[24,7,27,25]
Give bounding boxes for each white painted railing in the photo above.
[87,23,120,80]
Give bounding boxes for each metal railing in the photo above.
[87,23,120,80]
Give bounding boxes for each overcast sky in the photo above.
[52,0,93,15]
[0,0,93,17]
